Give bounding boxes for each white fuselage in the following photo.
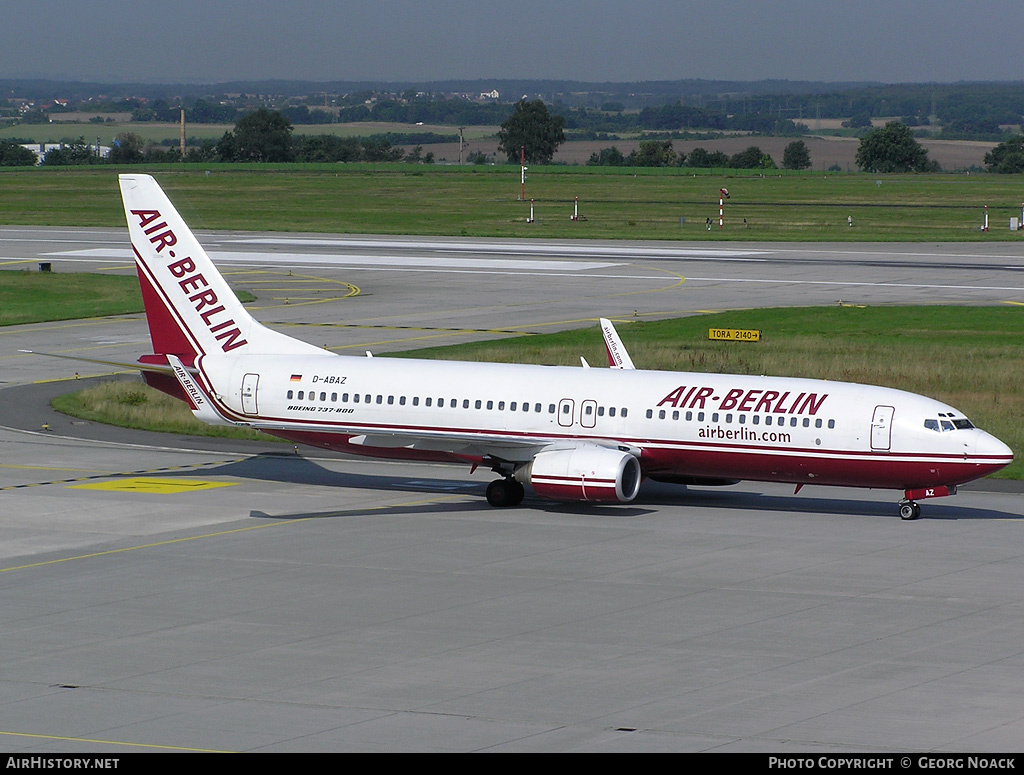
[190,352,1011,492]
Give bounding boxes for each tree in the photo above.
[686,147,729,168]
[497,99,565,164]
[41,137,97,165]
[782,140,811,170]
[855,122,936,173]
[984,135,1024,173]
[730,145,767,169]
[629,140,679,167]
[221,108,294,162]
[108,132,145,164]
[0,140,37,166]
[587,146,626,166]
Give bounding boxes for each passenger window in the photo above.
[657,409,665,419]
[609,407,616,417]
[828,419,835,429]
[621,408,628,418]
[287,390,294,399]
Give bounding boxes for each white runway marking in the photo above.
[227,236,771,260]
[46,248,618,272]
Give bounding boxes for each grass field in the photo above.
[55,306,1024,480]
[0,270,142,325]
[3,166,1024,241]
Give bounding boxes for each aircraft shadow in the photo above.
[162,453,1014,522]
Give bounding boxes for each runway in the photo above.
[1,228,1024,752]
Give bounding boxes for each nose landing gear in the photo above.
[898,499,921,520]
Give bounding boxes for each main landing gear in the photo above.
[486,478,524,508]
[898,499,921,521]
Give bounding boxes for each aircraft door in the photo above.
[557,398,575,427]
[241,373,260,415]
[870,404,894,451]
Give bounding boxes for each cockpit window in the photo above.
[925,417,975,432]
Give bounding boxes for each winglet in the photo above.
[600,318,636,370]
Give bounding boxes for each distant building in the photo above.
[479,90,500,100]
[20,142,110,165]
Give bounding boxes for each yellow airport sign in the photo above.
[708,328,762,342]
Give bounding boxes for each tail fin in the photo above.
[119,174,323,364]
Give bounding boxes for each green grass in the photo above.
[56,306,1024,479]
[0,270,255,326]
[51,379,271,442]
[3,166,1024,242]
[0,270,142,325]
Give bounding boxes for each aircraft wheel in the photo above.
[899,501,921,521]
[507,480,525,507]
[486,479,523,507]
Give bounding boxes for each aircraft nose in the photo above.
[975,430,1013,464]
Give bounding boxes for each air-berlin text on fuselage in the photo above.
[657,385,829,415]
[130,209,248,353]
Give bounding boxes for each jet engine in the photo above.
[516,446,641,503]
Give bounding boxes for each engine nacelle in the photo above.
[516,446,641,503]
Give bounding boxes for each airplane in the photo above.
[35,174,1015,519]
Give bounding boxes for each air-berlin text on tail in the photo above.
[657,385,829,415]
[130,209,248,353]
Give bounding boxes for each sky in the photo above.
[3,0,1021,85]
